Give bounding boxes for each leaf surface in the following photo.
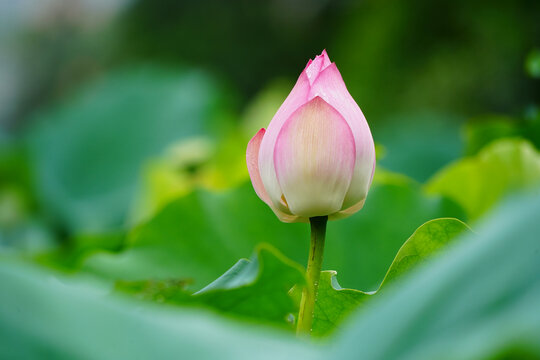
[116,244,306,327]
[426,139,540,221]
[82,177,464,290]
[312,218,470,336]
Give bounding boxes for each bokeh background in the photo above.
[2,1,540,358]
[1,0,540,307]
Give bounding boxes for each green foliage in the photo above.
[313,271,367,337]
[3,2,540,358]
[2,193,539,359]
[0,259,314,360]
[426,139,540,221]
[36,232,125,270]
[81,183,299,288]
[81,176,464,290]
[112,218,469,336]
[0,143,55,254]
[332,193,540,359]
[326,173,465,290]
[373,112,464,182]
[10,119,537,358]
[130,131,248,224]
[464,115,521,155]
[312,218,470,337]
[26,65,234,233]
[378,218,470,284]
[463,113,540,155]
[116,244,305,327]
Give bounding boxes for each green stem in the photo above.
[296,215,328,336]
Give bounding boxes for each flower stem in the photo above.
[296,215,328,336]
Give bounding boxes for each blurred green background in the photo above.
[1,0,540,284]
[1,0,540,289]
[1,0,538,237]
[1,0,540,358]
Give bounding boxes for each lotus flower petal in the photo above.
[246,129,271,204]
[258,70,311,212]
[304,50,332,85]
[247,50,375,222]
[273,97,356,217]
[308,63,376,208]
[246,129,302,223]
[328,198,366,221]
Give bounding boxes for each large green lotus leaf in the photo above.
[81,173,464,290]
[115,219,469,336]
[331,192,540,359]
[1,192,539,359]
[26,65,234,233]
[116,244,305,328]
[325,171,465,290]
[312,218,470,337]
[373,112,464,183]
[81,182,306,287]
[0,258,315,360]
[425,138,540,221]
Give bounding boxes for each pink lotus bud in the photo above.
[246,50,375,222]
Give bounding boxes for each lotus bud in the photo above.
[246,50,375,222]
